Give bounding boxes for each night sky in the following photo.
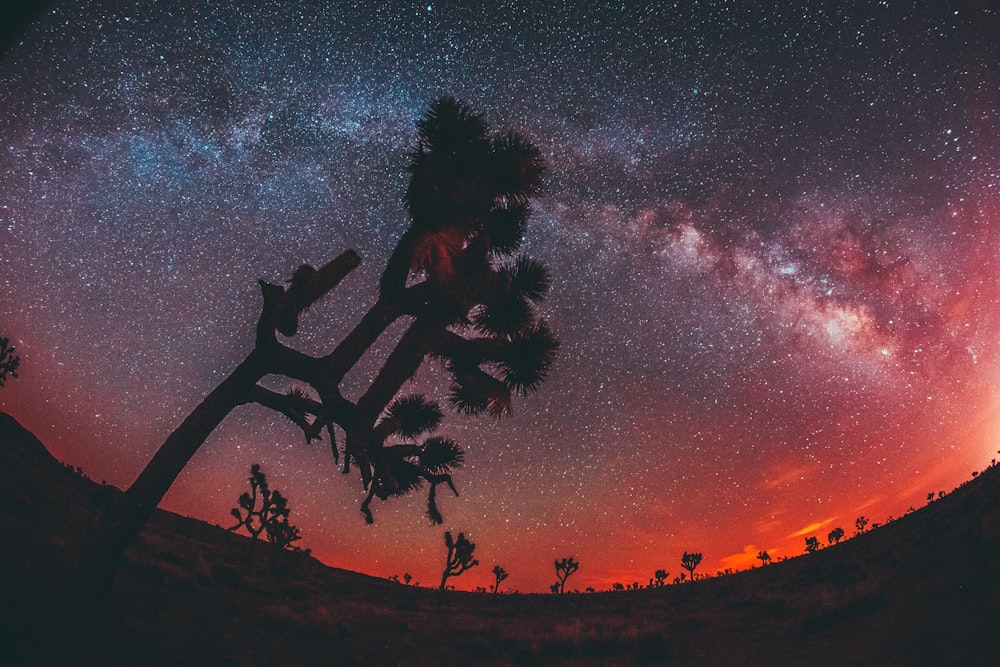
[2,1,998,593]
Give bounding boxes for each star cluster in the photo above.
[1,1,998,591]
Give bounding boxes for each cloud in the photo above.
[762,463,814,490]
[788,518,837,538]
[719,544,772,571]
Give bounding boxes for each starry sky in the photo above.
[1,1,998,593]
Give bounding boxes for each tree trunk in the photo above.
[70,353,266,612]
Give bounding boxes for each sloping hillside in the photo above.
[2,412,998,665]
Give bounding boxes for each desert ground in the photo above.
[2,411,998,665]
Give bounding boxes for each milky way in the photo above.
[1,1,998,591]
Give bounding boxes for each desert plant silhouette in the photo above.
[654,569,668,586]
[265,512,301,570]
[855,516,869,535]
[757,550,771,566]
[0,336,19,387]
[492,565,509,594]
[439,531,478,591]
[554,557,579,594]
[70,98,557,610]
[227,464,298,565]
[804,536,821,553]
[681,551,702,581]
[828,527,845,545]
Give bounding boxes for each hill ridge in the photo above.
[2,411,998,665]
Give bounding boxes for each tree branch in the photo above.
[324,282,432,382]
[247,385,326,443]
[356,316,444,426]
[257,249,361,341]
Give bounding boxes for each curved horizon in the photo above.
[1,1,997,593]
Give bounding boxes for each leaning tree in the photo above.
[72,98,558,609]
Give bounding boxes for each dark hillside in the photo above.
[2,412,998,665]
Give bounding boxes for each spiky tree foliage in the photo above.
[0,336,19,387]
[654,569,668,587]
[266,515,302,570]
[439,531,478,591]
[71,98,557,610]
[554,557,579,594]
[228,464,297,565]
[757,551,771,566]
[492,565,509,594]
[828,527,845,545]
[681,551,702,581]
[804,536,821,553]
[855,516,869,535]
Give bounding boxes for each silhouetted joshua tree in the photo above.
[228,464,297,565]
[654,569,668,587]
[71,98,557,610]
[804,536,820,553]
[681,551,702,581]
[0,336,19,387]
[757,551,771,566]
[492,565,509,594]
[266,514,302,569]
[855,516,869,535]
[828,527,845,545]
[440,531,478,591]
[554,557,579,594]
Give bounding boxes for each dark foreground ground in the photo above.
[2,412,999,665]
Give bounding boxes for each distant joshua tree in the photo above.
[554,557,579,594]
[828,527,845,545]
[492,565,509,594]
[265,515,301,569]
[0,336,19,387]
[757,551,771,566]
[439,531,478,591]
[804,536,820,553]
[681,551,703,581]
[654,569,668,587]
[612,582,625,591]
[404,572,413,585]
[855,516,869,535]
[228,464,297,564]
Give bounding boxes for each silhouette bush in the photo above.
[0,336,19,387]
[828,527,845,545]
[804,536,821,553]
